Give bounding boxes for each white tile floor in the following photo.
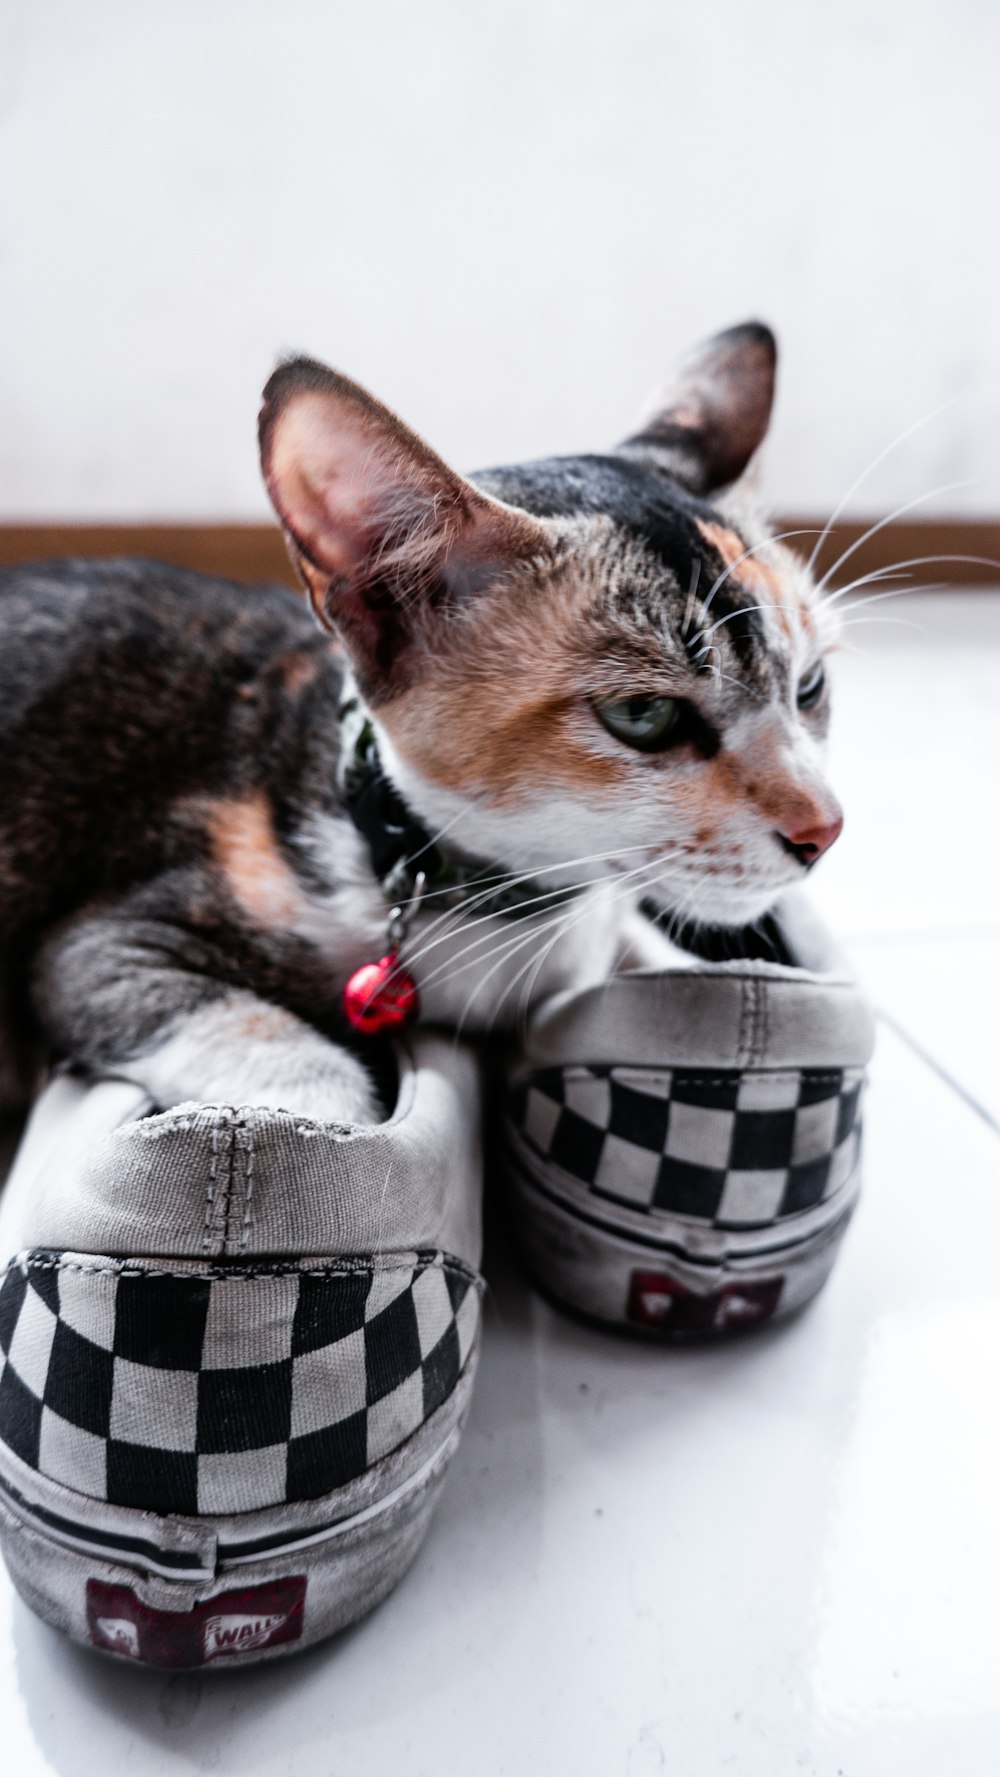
[2,591,999,1776]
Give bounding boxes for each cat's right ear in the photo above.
[259,358,547,694]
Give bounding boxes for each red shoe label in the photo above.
[87,1576,306,1667]
[627,1270,782,1333]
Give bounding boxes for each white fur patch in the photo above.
[405,883,622,1034]
[127,991,381,1124]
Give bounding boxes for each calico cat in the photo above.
[0,322,842,1125]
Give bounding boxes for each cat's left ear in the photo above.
[618,321,777,495]
[259,357,548,692]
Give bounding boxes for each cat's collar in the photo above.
[338,699,577,919]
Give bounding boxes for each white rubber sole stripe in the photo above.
[0,1424,462,1585]
[507,1148,859,1265]
[217,1427,462,1567]
[0,1468,213,1582]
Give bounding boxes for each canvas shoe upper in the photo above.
[503,893,875,1337]
[0,1031,482,1667]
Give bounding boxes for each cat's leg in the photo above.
[31,906,380,1124]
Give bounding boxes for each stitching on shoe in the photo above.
[736,977,753,1068]
[753,978,767,1064]
[202,1107,243,1255]
[219,1112,246,1254]
[3,1252,485,1288]
[737,976,766,1067]
[203,1113,222,1254]
[551,1066,856,1087]
[220,1112,239,1253]
[239,1123,256,1254]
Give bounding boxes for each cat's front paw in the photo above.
[228,1066,383,1126]
[125,995,385,1126]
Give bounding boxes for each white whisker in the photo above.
[814,480,976,596]
[695,528,821,634]
[831,582,949,620]
[396,843,661,977]
[805,397,959,576]
[823,553,1000,608]
[477,856,682,1040]
[682,557,702,638]
[425,852,692,1011]
[834,614,929,637]
[695,601,786,646]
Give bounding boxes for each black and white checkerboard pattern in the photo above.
[0,1251,480,1517]
[509,1065,864,1227]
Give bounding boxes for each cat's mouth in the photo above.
[612,851,813,929]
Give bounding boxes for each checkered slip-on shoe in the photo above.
[0,1034,482,1668]
[504,894,875,1338]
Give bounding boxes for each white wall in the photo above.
[0,0,997,521]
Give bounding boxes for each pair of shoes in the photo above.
[0,897,873,1667]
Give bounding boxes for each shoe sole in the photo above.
[507,1131,859,1337]
[0,1351,476,1667]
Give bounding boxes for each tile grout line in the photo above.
[875,1007,1000,1141]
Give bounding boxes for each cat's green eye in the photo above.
[595,693,679,752]
[796,662,826,711]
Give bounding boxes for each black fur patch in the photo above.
[473,455,770,672]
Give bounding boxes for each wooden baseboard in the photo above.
[0,519,997,589]
[0,524,298,587]
[779,519,1000,590]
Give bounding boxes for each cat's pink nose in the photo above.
[777,812,843,865]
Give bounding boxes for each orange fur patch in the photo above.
[279,649,321,695]
[687,746,831,836]
[386,681,620,805]
[380,573,622,804]
[696,519,786,618]
[206,793,306,928]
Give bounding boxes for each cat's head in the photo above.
[259,322,842,927]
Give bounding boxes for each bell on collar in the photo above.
[343,952,420,1036]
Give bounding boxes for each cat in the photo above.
[0,321,842,1126]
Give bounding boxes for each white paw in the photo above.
[129,995,385,1126]
[231,1067,382,1126]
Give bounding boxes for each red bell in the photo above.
[343,953,420,1035]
